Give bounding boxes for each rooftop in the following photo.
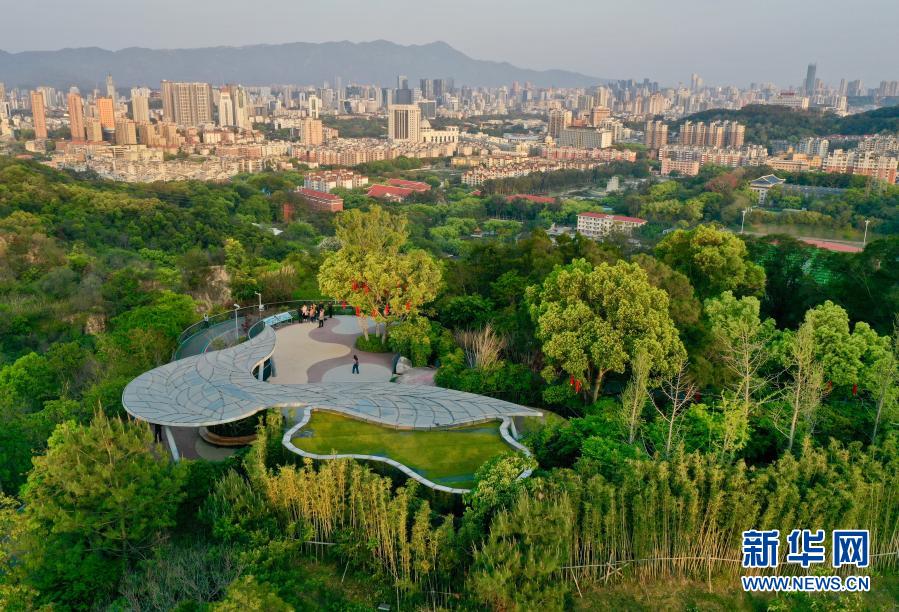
[578,211,647,224]
[122,319,540,428]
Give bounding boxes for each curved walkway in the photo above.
[123,316,541,429]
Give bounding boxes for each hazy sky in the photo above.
[3,0,896,87]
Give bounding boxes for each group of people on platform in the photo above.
[299,303,327,328]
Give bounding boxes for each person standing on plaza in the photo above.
[352,354,359,375]
[301,304,308,322]
[318,306,325,328]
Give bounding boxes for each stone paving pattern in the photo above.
[123,320,541,428]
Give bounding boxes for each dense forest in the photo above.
[672,103,899,144]
[0,157,897,610]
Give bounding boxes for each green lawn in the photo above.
[292,411,517,489]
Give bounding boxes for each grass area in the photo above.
[292,410,516,488]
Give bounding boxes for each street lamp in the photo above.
[255,292,263,312]
[740,209,748,234]
[233,303,240,339]
[863,219,870,247]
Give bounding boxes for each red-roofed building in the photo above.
[386,178,431,192]
[367,184,415,202]
[295,187,344,213]
[506,194,556,204]
[576,211,646,238]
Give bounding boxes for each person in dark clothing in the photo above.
[352,354,359,374]
[153,423,164,443]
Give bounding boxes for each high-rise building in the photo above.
[420,79,434,100]
[130,88,150,123]
[114,118,137,145]
[547,109,572,139]
[223,84,250,130]
[590,106,611,126]
[644,120,668,151]
[30,91,47,139]
[397,75,408,90]
[847,79,864,97]
[297,117,323,145]
[307,94,320,119]
[218,91,234,127]
[161,81,214,126]
[804,63,817,96]
[106,74,117,104]
[691,73,703,92]
[84,117,103,142]
[387,104,421,142]
[67,92,85,141]
[97,96,116,130]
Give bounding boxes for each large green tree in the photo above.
[16,412,185,607]
[655,224,765,298]
[527,259,685,402]
[317,206,442,340]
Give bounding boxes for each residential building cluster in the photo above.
[659,144,769,175]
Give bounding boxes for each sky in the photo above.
[2,0,897,88]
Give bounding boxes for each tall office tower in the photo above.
[804,63,817,96]
[690,73,703,92]
[387,104,421,142]
[397,75,408,90]
[30,91,48,138]
[84,117,103,142]
[433,79,445,99]
[547,109,572,139]
[644,120,668,150]
[218,91,234,127]
[420,79,434,99]
[847,79,864,97]
[114,118,137,145]
[593,86,611,108]
[307,94,320,119]
[838,78,847,96]
[105,74,117,104]
[394,87,413,104]
[161,81,214,126]
[67,92,85,141]
[97,96,116,129]
[225,84,250,130]
[130,88,150,122]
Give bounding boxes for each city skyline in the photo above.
[1,0,897,87]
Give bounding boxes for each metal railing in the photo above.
[173,299,356,361]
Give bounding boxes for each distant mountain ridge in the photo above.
[0,40,603,90]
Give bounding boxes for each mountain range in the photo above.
[0,40,602,90]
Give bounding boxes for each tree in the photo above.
[18,412,185,605]
[867,317,898,442]
[469,489,571,612]
[527,259,685,403]
[632,254,701,330]
[778,322,826,452]
[655,224,765,298]
[318,206,442,341]
[652,358,698,456]
[705,291,776,409]
[800,300,868,388]
[213,576,293,611]
[621,349,651,444]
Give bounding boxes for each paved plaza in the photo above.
[123,315,541,430]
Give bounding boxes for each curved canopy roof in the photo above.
[122,326,541,428]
